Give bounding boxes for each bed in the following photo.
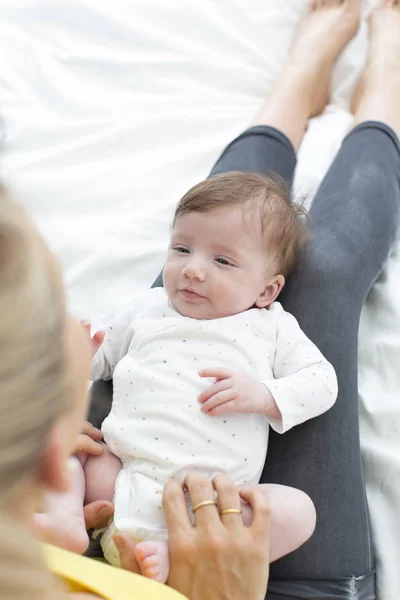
[0,1,399,598]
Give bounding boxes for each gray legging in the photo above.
[89,121,400,600]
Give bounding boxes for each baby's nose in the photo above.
[183,259,206,281]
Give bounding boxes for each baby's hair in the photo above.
[173,171,309,277]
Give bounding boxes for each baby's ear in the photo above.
[255,274,285,308]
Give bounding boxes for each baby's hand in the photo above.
[198,368,274,417]
[81,320,105,357]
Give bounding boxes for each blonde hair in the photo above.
[0,186,71,598]
[0,517,60,600]
[173,172,309,277]
[0,186,71,502]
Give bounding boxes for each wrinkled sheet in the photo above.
[0,1,399,598]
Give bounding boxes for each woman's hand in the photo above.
[74,421,104,456]
[166,473,270,600]
[116,472,271,600]
[83,501,114,531]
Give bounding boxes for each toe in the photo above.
[135,541,157,560]
[144,566,162,581]
[142,555,160,568]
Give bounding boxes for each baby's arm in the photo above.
[263,307,338,434]
[88,307,137,381]
[198,307,336,422]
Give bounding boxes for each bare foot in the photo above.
[252,0,361,149]
[34,511,89,554]
[134,540,170,583]
[287,0,361,116]
[351,0,400,134]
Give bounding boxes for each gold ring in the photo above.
[219,508,243,515]
[192,500,218,513]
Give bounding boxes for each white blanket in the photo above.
[0,1,399,597]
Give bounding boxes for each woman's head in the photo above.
[0,187,90,512]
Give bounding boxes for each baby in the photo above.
[39,171,337,582]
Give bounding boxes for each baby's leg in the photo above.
[83,442,122,504]
[241,483,316,563]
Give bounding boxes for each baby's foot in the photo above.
[287,0,361,116]
[34,511,89,554]
[351,0,400,114]
[134,540,170,583]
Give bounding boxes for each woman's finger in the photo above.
[84,500,114,530]
[213,474,243,533]
[163,479,193,536]
[184,472,221,530]
[198,367,233,380]
[198,378,231,403]
[113,533,141,573]
[81,421,102,440]
[75,434,104,456]
[201,389,236,413]
[239,487,271,546]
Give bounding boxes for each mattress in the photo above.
[0,1,399,598]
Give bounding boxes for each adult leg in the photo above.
[265,3,400,598]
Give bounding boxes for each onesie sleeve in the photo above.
[91,305,137,381]
[263,305,338,434]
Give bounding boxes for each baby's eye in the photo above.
[215,257,231,266]
[174,246,190,254]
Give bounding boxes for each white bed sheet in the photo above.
[0,1,399,597]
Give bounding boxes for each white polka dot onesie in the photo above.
[93,288,337,565]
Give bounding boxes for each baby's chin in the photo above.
[174,304,215,320]
[170,298,218,321]
[171,299,243,321]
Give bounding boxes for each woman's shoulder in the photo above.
[44,544,186,600]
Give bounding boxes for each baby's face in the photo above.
[163,205,278,320]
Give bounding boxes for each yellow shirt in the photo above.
[45,544,187,600]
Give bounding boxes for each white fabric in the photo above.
[95,288,336,564]
[0,0,399,596]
